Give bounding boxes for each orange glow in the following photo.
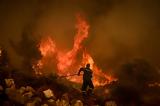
[33,14,116,86]
[0,49,2,57]
[39,37,56,57]
[32,37,56,75]
[81,51,117,86]
[148,82,160,87]
[56,14,89,74]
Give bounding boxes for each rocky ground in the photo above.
[0,74,117,106]
[0,49,160,106]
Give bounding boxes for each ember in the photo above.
[0,48,2,57]
[148,82,160,87]
[33,14,116,86]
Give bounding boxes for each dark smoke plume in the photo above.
[110,59,160,105]
[0,0,160,74]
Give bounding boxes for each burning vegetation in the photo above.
[33,14,116,87]
[0,45,160,105]
[0,0,160,105]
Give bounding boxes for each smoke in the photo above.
[88,0,160,71]
[0,0,160,74]
[110,59,160,105]
[116,59,160,87]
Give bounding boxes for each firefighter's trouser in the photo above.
[82,79,94,93]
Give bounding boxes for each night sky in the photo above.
[0,0,160,73]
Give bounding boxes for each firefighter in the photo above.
[78,63,94,96]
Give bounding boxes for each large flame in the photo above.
[81,51,115,86]
[56,14,89,74]
[33,14,116,86]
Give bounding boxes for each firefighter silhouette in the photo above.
[78,63,94,95]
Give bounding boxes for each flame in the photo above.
[33,14,116,86]
[81,51,116,86]
[0,49,2,57]
[56,14,89,74]
[39,37,56,56]
[32,37,56,75]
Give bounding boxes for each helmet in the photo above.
[86,63,90,68]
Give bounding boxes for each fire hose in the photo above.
[59,73,80,78]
